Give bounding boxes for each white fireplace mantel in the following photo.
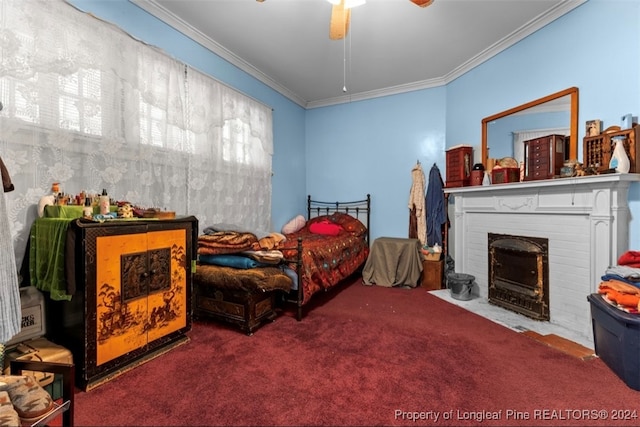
[444,173,640,340]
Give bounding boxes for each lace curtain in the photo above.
[0,0,273,269]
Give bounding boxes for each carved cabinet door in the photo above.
[94,228,188,366]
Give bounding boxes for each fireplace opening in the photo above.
[488,233,549,321]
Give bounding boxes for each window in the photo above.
[59,69,102,136]
[0,0,274,267]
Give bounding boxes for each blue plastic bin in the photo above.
[588,293,640,391]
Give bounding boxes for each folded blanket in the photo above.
[198,231,258,255]
[194,264,292,293]
[599,278,640,295]
[242,250,284,265]
[203,224,270,239]
[252,232,286,251]
[601,274,640,287]
[198,254,268,269]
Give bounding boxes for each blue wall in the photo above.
[71,0,640,247]
[305,87,446,241]
[447,0,640,247]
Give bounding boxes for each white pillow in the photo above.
[281,214,306,234]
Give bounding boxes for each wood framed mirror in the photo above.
[481,87,579,168]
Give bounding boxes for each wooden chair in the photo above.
[10,359,75,427]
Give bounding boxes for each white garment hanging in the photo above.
[0,190,20,343]
[408,162,427,246]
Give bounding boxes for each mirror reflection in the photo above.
[481,87,579,170]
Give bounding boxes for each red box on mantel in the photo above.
[445,145,473,188]
[491,167,520,184]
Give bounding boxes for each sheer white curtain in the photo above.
[0,0,273,268]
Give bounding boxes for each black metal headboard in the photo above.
[307,194,371,245]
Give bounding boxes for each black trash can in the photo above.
[447,272,475,301]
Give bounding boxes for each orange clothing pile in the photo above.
[598,278,640,313]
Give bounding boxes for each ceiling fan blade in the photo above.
[329,3,350,40]
[410,0,434,7]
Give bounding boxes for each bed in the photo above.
[192,194,371,333]
[279,195,371,320]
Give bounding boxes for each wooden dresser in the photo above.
[523,134,567,181]
[46,216,198,390]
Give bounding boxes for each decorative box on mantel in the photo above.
[491,167,520,184]
[523,134,567,181]
[444,174,640,345]
[445,145,473,188]
[583,125,640,173]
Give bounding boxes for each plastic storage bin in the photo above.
[588,293,640,391]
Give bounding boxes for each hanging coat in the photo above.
[408,162,426,245]
[426,164,447,247]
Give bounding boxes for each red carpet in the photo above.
[73,277,640,426]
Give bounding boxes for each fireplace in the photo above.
[445,174,639,342]
[488,233,549,320]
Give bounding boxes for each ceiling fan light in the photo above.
[344,0,366,9]
[410,0,434,7]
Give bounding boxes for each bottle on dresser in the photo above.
[99,189,110,215]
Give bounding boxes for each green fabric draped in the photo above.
[29,218,73,301]
[43,205,116,218]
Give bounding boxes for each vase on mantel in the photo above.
[482,171,491,186]
[610,137,630,173]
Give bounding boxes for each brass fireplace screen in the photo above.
[488,233,549,321]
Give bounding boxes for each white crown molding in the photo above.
[306,76,446,109]
[130,0,307,108]
[132,0,586,110]
[442,0,587,85]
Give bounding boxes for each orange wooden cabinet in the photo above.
[47,217,197,390]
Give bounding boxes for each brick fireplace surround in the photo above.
[445,174,640,343]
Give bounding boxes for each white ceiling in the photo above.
[132,0,585,109]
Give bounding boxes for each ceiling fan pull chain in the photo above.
[343,31,347,92]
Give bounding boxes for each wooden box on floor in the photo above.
[194,285,277,335]
[421,259,444,290]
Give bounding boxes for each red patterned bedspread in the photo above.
[280,228,369,305]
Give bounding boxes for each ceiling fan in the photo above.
[328,0,434,40]
[256,0,434,41]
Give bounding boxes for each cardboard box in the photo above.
[5,286,46,348]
